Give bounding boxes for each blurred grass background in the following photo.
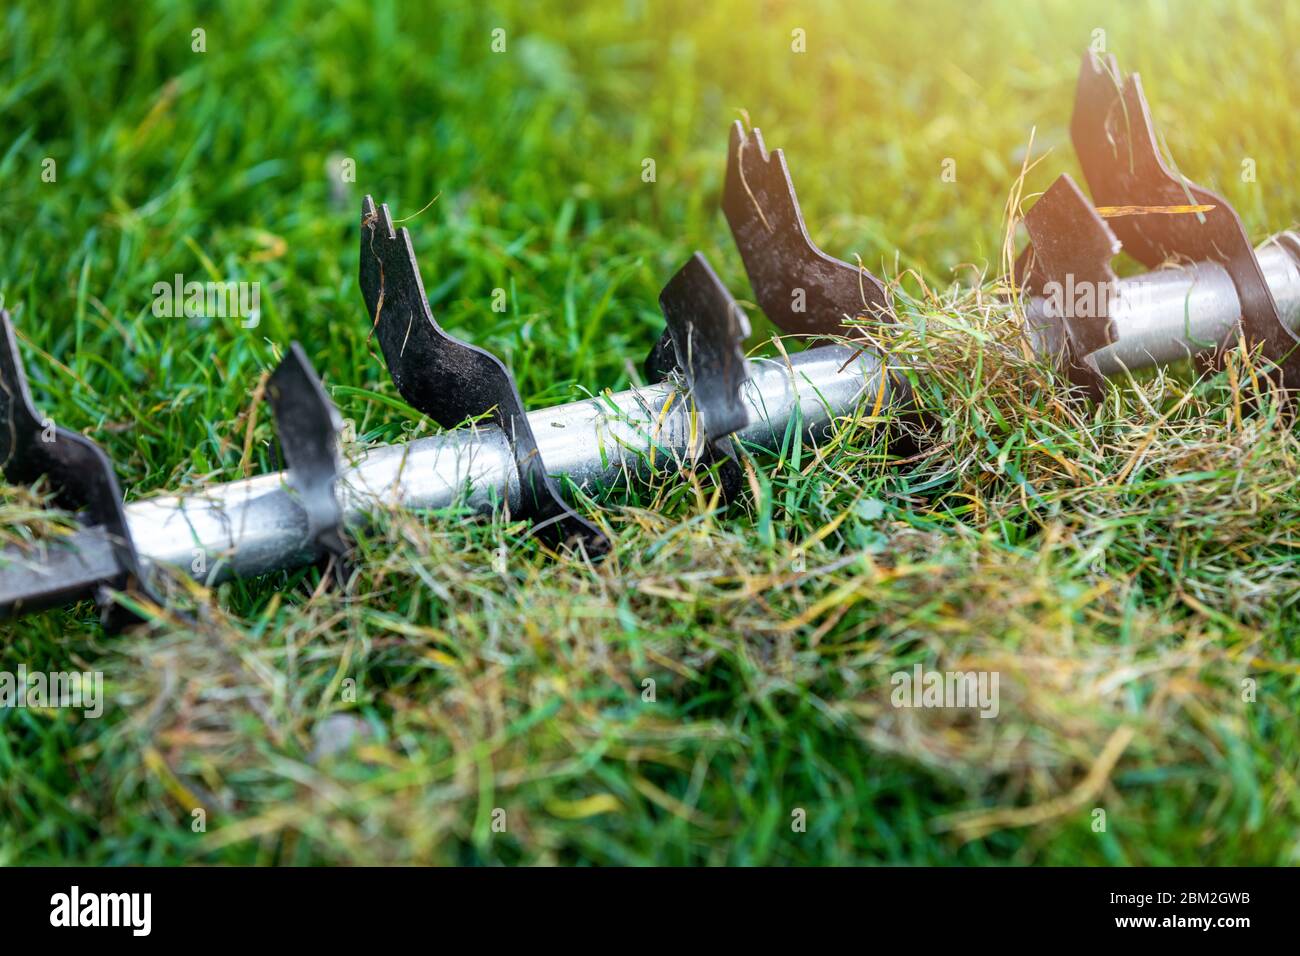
[1,0,1298,864]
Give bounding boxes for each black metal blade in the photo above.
[358,196,608,556]
[1021,174,1121,397]
[268,343,349,574]
[643,252,753,501]
[722,121,891,337]
[644,252,752,440]
[0,309,155,626]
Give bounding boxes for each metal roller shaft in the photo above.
[1,344,893,615]
[5,234,1300,619]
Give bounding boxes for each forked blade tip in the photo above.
[360,194,396,239]
[729,120,772,164]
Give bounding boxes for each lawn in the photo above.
[1,0,1298,864]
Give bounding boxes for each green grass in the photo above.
[2,0,1299,864]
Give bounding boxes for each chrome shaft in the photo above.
[0,344,894,614]
[5,234,1300,618]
